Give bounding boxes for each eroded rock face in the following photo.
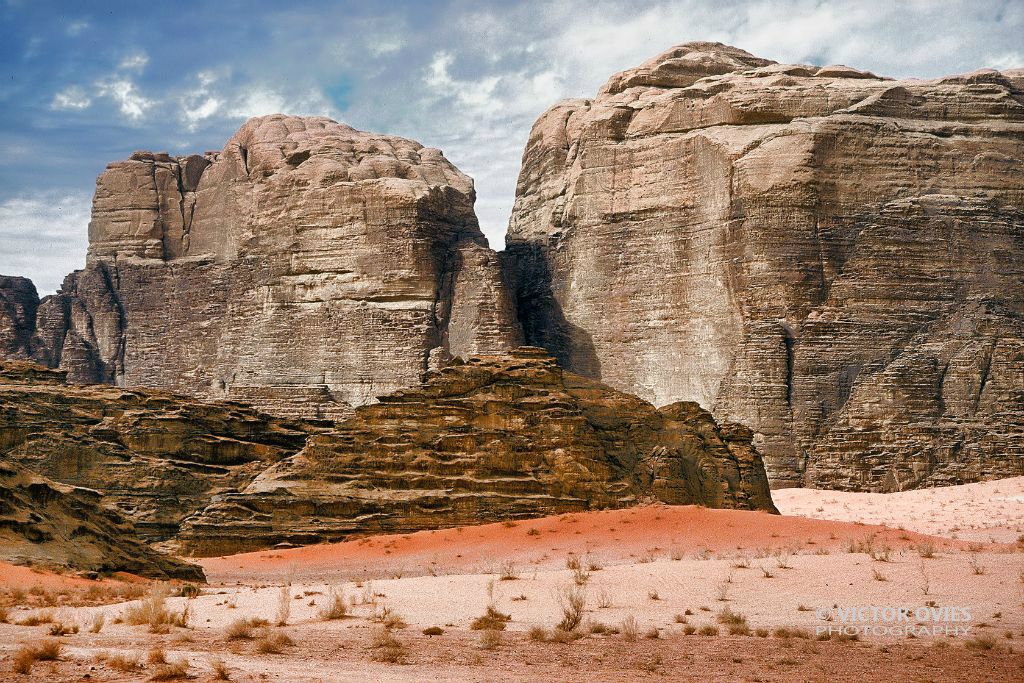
[0,460,204,581]
[178,347,776,555]
[506,42,1024,489]
[0,361,311,542]
[0,276,38,360]
[17,115,520,419]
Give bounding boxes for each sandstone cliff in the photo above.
[8,116,520,420]
[0,361,310,542]
[506,42,1024,489]
[0,354,776,558]
[177,347,775,555]
[0,460,204,581]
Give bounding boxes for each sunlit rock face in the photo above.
[20,115,522,420]
[506,42,1024,489]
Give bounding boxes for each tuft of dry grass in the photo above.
[318,588,349,620]
[478,628,503,650]
[682,624,697,635]
[210,658,231,680]
[275,585,291,626]
[122,585,190,633]
[773,626,812,639]
[225,616,269,640]
[471,606,512,631]
[621,615,638,642]
[965,634,998,650]
[698,625,720,636]
[499,560,519,581]
[149,658,190,680]
[88,613,105,633]
[255,630,295,654]
[369,627,406,663]
[13,640,62,674]
[106,652,143,671]
[644,626,660,639]
[555,584,586,632]
[528,625,549,642]
[17,608,55,626]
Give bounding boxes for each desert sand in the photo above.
[2,482,1022,681]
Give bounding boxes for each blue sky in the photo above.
[1,0,1022,293]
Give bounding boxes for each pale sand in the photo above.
[2,487,1022,681]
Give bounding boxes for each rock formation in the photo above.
[0,361,310,542]
[177,347,776,555]
[506,42,1024,489]
[0,460,204,581]
[7,116,520,420]
[0,353,774,557]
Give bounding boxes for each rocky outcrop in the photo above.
[0,461,204,581]
[0,361,310,542]
[10,116,520,420]
[0,276,38,360]
[506,42,1024,489]
[177,347,776,555]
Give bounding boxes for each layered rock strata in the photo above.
[506,42,1024,489]
[177,347,776,555]
[7,116,520,420]
[0,461,204,581]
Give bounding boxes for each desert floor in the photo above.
[2,478,1023,681]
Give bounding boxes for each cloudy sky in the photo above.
[1,0,1021,293]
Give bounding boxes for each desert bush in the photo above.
[369,627,405,663]
[176,584,201,598]
[647,590,660,601]
[548,627,583,643]
[621,615,638,642]
[318,588,349,620]
[499,560,519,581]
[698,625,719,636]
[716,607,747,627]
[644,626,660,639]
[682,624,697,635]
[772,626,812,639]
[122,585,190,633]
[528,625,548,641]
[969,556,987,575]
[18,608,55,625]
[106,652,143,671]
[372,606,408,629]
[965,634,997,650]
[89,613,105,633]
[471,606,511,631]
[210,658,231,680]
[255,630,295,654]
[872,568,888,581]
[275,585,291,626]
[566,554,591,586]
[916,542,936,558]
[13,640,62,674]
[225,616,269,640]
[555,585,586,631]
[478,628,503,650]
[149,658,190,680]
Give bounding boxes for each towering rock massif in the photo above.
[177,347,776,555]
[507,42,1024,489]
[9,116,520,419]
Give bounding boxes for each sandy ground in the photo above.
[1,486,1022,681]
[775,477,1024,542]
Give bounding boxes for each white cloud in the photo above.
[50,86,91,111]
[65,20,90,36]
[368,35,404,57]
[0,191,91,295]
[95,78,153,121]
[227,85,335,119]
[987,52,1023,71]
[179,70,226,131]
[119,51,150,72]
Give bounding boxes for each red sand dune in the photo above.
[200,504,973,583]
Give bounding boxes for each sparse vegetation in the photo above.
[122,584,190,633]
[255,630,295,654]
[965,634,997,650]
[275,584,291,626]
[318,588,349,620]
[89,613,105,633]
[555,584,586,631]
[106,652,143,672]
[369,627,406,663]
[149,658,190,680]
[478,628,503,649]
[423,626,444,636]
[698,625,720,636]
[471,606,512,631]
[621,615,638,642]
[499,560,519,581]
[13,640,62,674]
[773,626,812,639]
[226,616,270,640]
[210,658,231,680]
[528,625,549,641]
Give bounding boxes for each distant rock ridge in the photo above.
[3,42,1024,492]
[0,354,776,559]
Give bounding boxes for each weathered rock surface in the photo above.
[7,115,520,419]
[177,347,776,555]
[0,460,204,581]
[506,42,1024,489]
[0,361,310,542]
[0,276,38,360]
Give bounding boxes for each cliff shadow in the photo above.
[501,240,602,380]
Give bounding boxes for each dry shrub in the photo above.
[275,585,291,626]
[548,627,584,643]
[555,584,585,632]
[89,613,105,633]
[255,631,295,654]
[318,589,349,620]
[716,607,747,627]
[965,634,998,650]
[499,560,519,581]
[644,626,660,639]
[148,647,168,665]
[225,617,269,640]
[621,615,638,642]
[471,606,512,631]
[369,627,405,663]
[528,625,549,642]
[13,640,62,674]
[698,625,719,636]
[772,626,812,639]
[422,626,444,636]
[122,585,190,632]
[107,652,143,671]
[478,628,503,650]
[210,658,231,680]
[682,624,697,635]
[149,658,190,680]
[372,606,408,629]
[18,609,55,626]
